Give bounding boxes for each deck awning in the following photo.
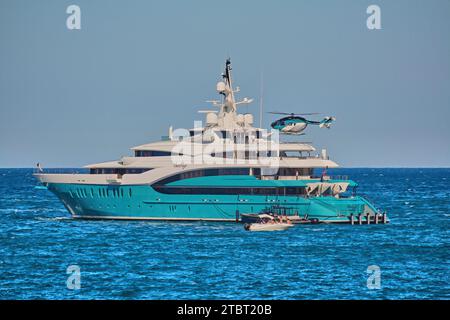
[306,181,356,195]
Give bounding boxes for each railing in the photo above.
[310,175,349,181]
[328,175,349,181]
[358,193,383,214]
[310,197,350,217]
[33,168,88,174]
[279,156,320,160]
[281,141,313,144]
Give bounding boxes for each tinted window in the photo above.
[135,150,171,157]
[90,168,152,174]
[154,168,251,185]
[153,186,306,196]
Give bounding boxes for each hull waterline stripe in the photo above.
[72,215,237,222]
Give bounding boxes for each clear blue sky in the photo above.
[1,0,449,167]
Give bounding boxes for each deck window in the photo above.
[90,168,152,175]
[155,168,252,185]
[135,150,171,157]
[153,186,307,196]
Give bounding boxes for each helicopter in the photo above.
[269,112,336,135]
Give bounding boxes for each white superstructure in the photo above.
[36,59,337,187]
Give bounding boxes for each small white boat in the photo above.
[244,222,294,232]
[243,214,294,231]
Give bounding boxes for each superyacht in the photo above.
[35,59,386,223]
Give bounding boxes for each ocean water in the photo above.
[0,168,448,300]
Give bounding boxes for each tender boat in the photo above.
[243,214,294,231]
[241,208,318,224]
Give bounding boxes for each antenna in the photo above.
[259,71,264,128]
[198,110,218,113]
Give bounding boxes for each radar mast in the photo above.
[210,59,253,129]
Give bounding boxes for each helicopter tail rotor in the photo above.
[319,116,336,129]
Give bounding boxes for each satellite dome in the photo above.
[216,81,226,92]
[237,114,245,125]
[244,114,254,126]
[206,112,218,126]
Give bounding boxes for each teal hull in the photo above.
[46,183,379,223]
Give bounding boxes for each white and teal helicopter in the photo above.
[269,112,336,135]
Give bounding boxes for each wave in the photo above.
[35,216,72,222]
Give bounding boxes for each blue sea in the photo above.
[0,168,448,299]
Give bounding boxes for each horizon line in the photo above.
[1,166,449,169]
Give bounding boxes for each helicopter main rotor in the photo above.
[268,111,321,116]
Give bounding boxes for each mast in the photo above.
[259,71,264,128]
[213,58,253,129]
[222,58,237,115]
